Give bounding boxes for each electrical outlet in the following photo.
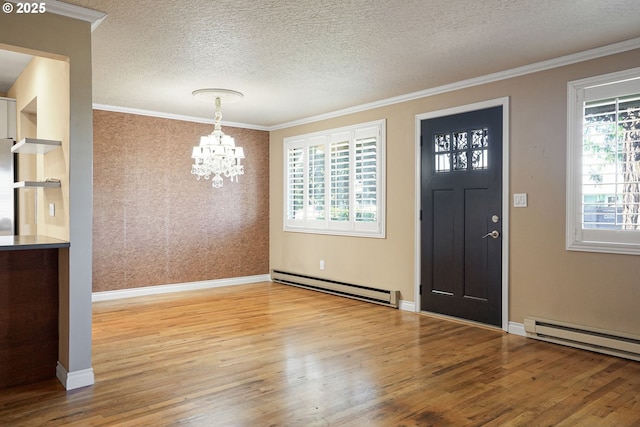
[49,203,55,217]
[320,260,325,270]
[513,193,528,208]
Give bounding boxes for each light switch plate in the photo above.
[513,193,528,208]
[49,203,55,217]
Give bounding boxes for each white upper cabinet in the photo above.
[0,98,16,140]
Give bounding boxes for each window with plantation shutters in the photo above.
[286,145,304,221]
[307,139,326,223]
[284,120,386,238]
[355,130,378,224]
[567,68,640,255]
[330,135,350,223]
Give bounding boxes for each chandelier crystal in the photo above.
[191,89,245,188]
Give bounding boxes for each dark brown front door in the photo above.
[420,106,503,326]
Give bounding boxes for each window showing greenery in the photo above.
[284,120,385,237]
[567,68,640,254]
[583,95,640,230]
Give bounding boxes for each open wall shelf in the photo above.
[11,138,62,189]
[13,180,61,189]
[11,138,61,155]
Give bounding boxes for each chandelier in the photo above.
[191,88,245,188]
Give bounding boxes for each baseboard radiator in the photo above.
[271,270,399,308]
[524,316,640,361]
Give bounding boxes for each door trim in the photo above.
[414,97,510,331]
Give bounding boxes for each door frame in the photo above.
[414,97,510,331]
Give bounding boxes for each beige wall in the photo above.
[0,11,94,384]
[270,48,640,335]
[92,110,270,292]
[9,56,70,240]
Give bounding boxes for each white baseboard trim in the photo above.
[399,300,415,312]
[92,274,271,302]
[56,362,95,390]
[508,321,526,336]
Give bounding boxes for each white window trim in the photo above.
[283,119,386,238]
[566,67,640,255]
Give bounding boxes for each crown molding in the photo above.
[6,1,107,31]
[270,37,640,130]
[93,37,640,132]
[92,104,269,131]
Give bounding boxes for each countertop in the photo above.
[0,235,70,251]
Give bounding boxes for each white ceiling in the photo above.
[3,0,640,128]
[0,50,32,94]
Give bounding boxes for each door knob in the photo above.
[482,230,500,239]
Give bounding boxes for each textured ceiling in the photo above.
[12,1,640,127]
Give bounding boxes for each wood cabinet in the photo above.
[0,237,69,389]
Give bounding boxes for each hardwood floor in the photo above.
[1,282,639,426]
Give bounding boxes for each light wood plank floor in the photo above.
[1,282,639,426]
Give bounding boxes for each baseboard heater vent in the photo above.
[271,270,399,308]
[524,316,640,361]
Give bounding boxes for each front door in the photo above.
[420,106,502,326]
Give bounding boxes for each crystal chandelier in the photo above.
[191,89,245,188]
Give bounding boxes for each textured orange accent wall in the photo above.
[92,110,269,292]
